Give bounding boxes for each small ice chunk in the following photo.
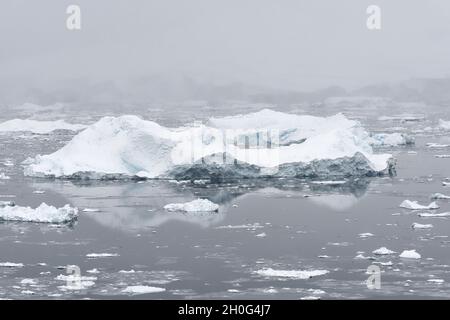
[20,279,37,285]
[0,200,14,207]
[0,202,78,223]
[255,232,267,238]
[418,212,450,217]
[431,193,450,199]
[118,269,136,274]
[32,190,45,194]
[0,172,10,180]
[255,268,329,279]
[412,223,433,229]
[428,279,444,284]
[86,268,100,274]
[164,199,219,212]
[0,262,24,267]
[399,200,439,210]
[311,180,346,185]
[121,286,166,294]
[399,250,421,259]
[372,247,396,255]
[359,233,374,238]
[86,253,119,258]
[82,208,100,212]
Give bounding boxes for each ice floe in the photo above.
[411,223,433,229]
[255,268,329,279]
[399,250,421,259]
[121,285,166,294]
[418,212,450,217]
[0,172,10,180]
[438,119,450,131]
[86,253,119,258]
[0,119,87,134]
[23,110,394,180]
[372,247,396,255]
[399,200,439,210]
[358,233,374,238]
[431,193,450,199]
[164,199,219,212]
[0,262,24,267]
[0,202,78,223]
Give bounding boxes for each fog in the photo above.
[1,0,450,104]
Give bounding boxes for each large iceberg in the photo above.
[24,109,395,180]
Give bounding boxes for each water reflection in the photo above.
[29,178,371,231]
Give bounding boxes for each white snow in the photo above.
[0,172,10,180]
[0,262,24,267]
[399,200,439,210]
[438,119,450,131]
[86,253,119,258]
[0,202,78,223]
[358,233,374,238]
[368,133,414,146]
[121,285,166,294]
[431,193,450,199]
[399,250,421,259]
[164,199,219,212]
[418,212,450,217]
[372,247,396,255]
[412,223,433,229]
[23,110,393,179]
[0,119,87,134]
[255,268,329,279]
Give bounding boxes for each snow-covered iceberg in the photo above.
[399,200,439,210]
[0,119,87,134]
[23,109,395,180]
[367,133,414,147]
[0,202,78,223]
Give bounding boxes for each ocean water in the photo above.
[1,101,450,299]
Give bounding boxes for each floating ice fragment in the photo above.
[0,202,78,223]
[418,212,450,217]
[86,253,119,258]
[0,119,87,134]
[399,200,439,210]
[399,250,421,259]
[255,268,329,279]
[0,172,10,180]
[0,262,24,267]
[431,193,450,199]
[372,247,396,255]
[121,286,166,294]
[164,199,219,212]
[358,233,374,238]
[412,223,433,229]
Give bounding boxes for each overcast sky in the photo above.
[1,0,450,94]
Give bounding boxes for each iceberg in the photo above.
[164,199,219,212]
[372,247,396,255]
[399,200,439,210]
[0,202,78,223]
[0,119,87,134]
[23,110,395,180]
[399,250,421,259]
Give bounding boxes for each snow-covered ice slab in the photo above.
[412,223,433,229]
[164,199,219,212]
[23,110,395,180]
[431,193,450,199]
[372,247,396,255]
[0,202,78,223]
[0,119,87,134]
[399,250,421,259]
[399,200,439,210]
[418,212,450,218]
[255,268,329,279]
[121,286,166,294]
[367,133,414,147]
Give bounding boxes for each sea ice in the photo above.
[0,202,78,223]
[255,268,329,279]
[23,110,394,180]
[418,212,450,217]
[0,119,87,134]
[368,133,414,147]
[86,253,119,258]
[399,250,421,259]
[372,247,396,255]
[399,200,439,210]
[0,262,24,267]
[431,193,450,199]
[411,223,433,229]
[164,199,219,212]
[121,285,166,294]
[0,172,10,180]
